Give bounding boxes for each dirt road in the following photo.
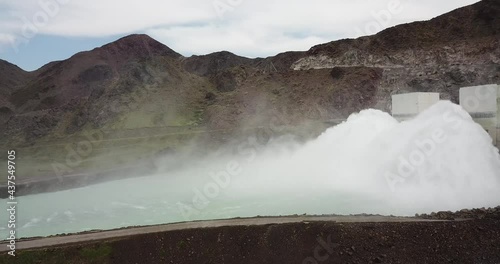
[0,215,439,252]
[2,214,500,264]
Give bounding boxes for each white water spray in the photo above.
[2,101,499,238]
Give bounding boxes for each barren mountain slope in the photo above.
[0,0,498,180]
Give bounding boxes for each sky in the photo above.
[0,0,480,71]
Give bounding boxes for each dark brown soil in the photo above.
[418,206,500,220]
[2,218,500,264]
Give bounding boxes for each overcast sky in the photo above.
[0,0,480,71]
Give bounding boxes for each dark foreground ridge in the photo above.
[418,206,500,220]
[1,209,500,264]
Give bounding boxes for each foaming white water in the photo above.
[2,101,500,238]
[225,101,500,214]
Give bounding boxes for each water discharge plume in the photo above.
[226,101,500,214]
[2,101,499,238]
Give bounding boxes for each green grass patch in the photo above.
[79,244,112,262]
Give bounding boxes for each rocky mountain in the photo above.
[0,0,498,163]
[0,59,34,123]
[3,34,206,141]
[291,0,500,102]
[0,59,32,94]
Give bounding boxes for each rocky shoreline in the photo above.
[417,206,500,220]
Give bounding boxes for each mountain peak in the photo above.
[184,50,254,76]
[112,34,159,46]
[98,34,181,59]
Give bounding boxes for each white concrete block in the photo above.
[459,84,500,146]
[392,92,440,121]
[460,84,498,113]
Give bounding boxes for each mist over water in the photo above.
[2,101,500,238]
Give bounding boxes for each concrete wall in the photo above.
[392,93,440,121]
[459,84,500,146]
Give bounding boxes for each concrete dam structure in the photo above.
[391,85,500,147]
[460,84,500,147]
[391,92,440,121]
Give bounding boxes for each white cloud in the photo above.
[147,25,328,57]
[0,0,481,57]
[0,33,15,53]
[0,33,14,43]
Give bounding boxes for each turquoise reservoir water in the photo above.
[2,101,500,239]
